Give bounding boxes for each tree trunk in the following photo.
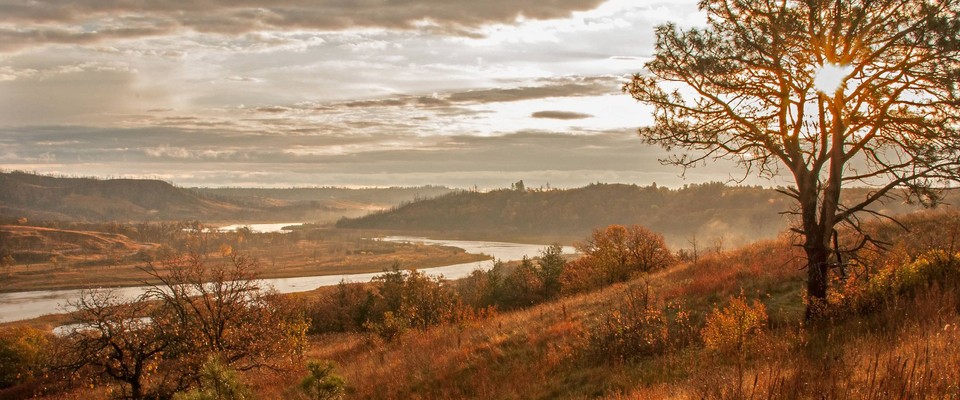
[804,244,830,320]
[130,380,143,400]
[798,168,833,321]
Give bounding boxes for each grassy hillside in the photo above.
[280,210,960,399]
[337,182,948,247]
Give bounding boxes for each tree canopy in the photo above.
[625,0,960,317]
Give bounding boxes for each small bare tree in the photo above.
[60,290,172,400]
[142,253,302,376]
[62,253,306,398]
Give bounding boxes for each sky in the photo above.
[0,0,763,189]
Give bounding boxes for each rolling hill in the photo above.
[0,171,247,222]
[0,172,455,223]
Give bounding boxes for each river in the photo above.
[216,222,303,233]
[0,237,575,324]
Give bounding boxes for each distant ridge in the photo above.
[336,182,949,246]
[0,171,457,223]
[0,171,245,222]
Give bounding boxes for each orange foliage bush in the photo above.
[701,293,768,354]
[576,225,676,284]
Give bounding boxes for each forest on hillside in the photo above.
[0,171,452,223]
[194,186,454,208]
[337,182,951,247]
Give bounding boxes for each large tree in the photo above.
[625,0,960,317]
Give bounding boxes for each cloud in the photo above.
[144,145,193,159]
[0,25,177,52]
[328,75,621,112]
[226,76,263,83]
[446,76,618,103]
[1,0,608,51]
[254,106,292,113]
[531,110,593,120]
[0,122,784,190]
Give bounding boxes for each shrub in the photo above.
[364,311,409,342]
[300,360,346,400]
[701,293,768,354]
[537,244,566,299]
[584,286,694,363]
[459,258,545,311]
[363,267,463,339]
[0,326,50,388]
[173,357,256,400]
[700,293,769,400]
[833,250,960,315]
[61,253,305,399]
[574,225,676,287]
[558,256,602,295]
[309,281,372,334]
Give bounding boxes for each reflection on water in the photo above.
[216,222,304,233]
[0,237,575,324]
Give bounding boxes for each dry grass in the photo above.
[267,212,960,399]
[276,240,804,400]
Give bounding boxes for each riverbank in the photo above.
[0,238,572,324]
[0,225,488,293]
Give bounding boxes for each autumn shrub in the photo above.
[58,253,307,399]
[144,254,307,374]
[459,256,556,310]
[701,293,768,354]
[536,244,567,299]
[559,256,604,295]
[497,257,547,308]
[362,267,463,339]
[57,289,172,400]
[832,250,960,315]
[308,281,372,334]
[456,267,501,309]
[572,225,676,291]
[364,311,409,341]
[0,326,50,389]
[584,286,695,363]
[700,292,769,399]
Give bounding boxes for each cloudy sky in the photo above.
[0,0,759,189]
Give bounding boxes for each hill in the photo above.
[337,182,950,247]
[0,171,246,222]
[0,172,454,223]
[193,186,455,209]
[301,210,960,399]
